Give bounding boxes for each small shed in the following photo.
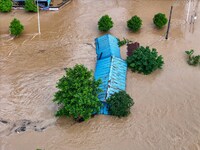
[94,56,127,115]
[95,34,121,60]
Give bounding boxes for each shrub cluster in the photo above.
[98,15,113,32]
[127,46,164,75]
[117,38,132,47]
[0,0,12,12]
[153,13,168,28]
[53,64,102,121]
[185,50,200,66]
[9,18,24,36]
[127,15,142,32]
[107,91,134,117]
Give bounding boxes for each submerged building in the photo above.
[95,34,121,60]
[94,34,127,115]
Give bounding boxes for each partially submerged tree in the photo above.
[98,15,114,32]
[0,0,12,12]
[127,46,164,75]
[9,18,24,36]
[53,64,102,121]
[24,0,37,12]
[107,91,134,117]
[153,13,168,29]
[127,15,142,32]
[185,50,200,66]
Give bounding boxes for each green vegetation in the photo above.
[117,38,132,47]
[24,0,37,12]
[127,46,164,75]
[0,0,12,12]
[107,91,134,117]
[53,64,102,122]
[9,18,24,36]
[98,15,114,32]
[185,50,200,66]
[127,15,142,32]
[153,13,168,29]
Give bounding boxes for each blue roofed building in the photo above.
[94,57,127,115]
[95,34,121,60]
[94,34,128,115]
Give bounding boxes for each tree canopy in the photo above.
[127,46,164,75]
[98,15,114,32]
[127,15,142,32]
[53,64,102,121]
[9,18,24,36]
[24,0,38,12]
[0,0,12,12]
[153,13,168,28]
[107,91,134,117]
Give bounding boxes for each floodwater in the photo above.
[0,0,200,149]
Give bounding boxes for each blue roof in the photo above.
[95,34,121,60]
[94,57,127,115]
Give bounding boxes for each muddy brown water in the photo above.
[0,0,200,150]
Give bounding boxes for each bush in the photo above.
[153,13,168,29]
[127,15,142,32]
[53,64,102,121]
[9,18,24,36]
[98,15,113,32]
[0,0,12,12]
[24,0,37,12]
[127,46,164,75]
[107,91,134,117]
[117,38,132,47]
[185,50,200,66]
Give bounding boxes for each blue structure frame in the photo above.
[94,34,127,115]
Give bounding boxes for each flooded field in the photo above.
[0,0,200,150]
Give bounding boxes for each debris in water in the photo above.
[15,126,26,133]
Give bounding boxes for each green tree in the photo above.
[98,15,114,32]
[127,46,164,75]
[153,13,168,28]
[53,64,102,121]
[127,15,142,32]
[9,18,24,36]
[0,0,12,12]
[24,0,37,12]
[107,91,134,117]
